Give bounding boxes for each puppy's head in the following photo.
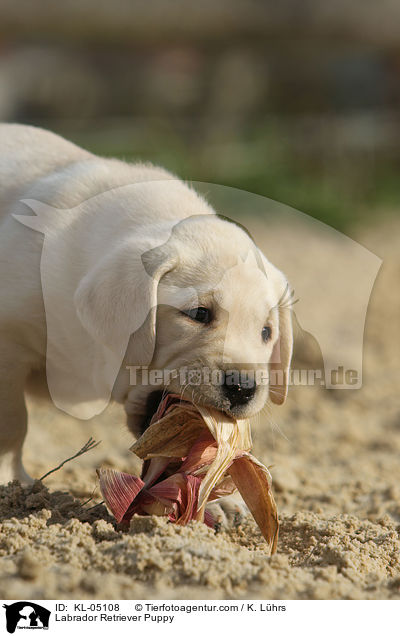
[116,215,293,435]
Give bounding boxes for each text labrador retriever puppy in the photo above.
[0,124,293,492]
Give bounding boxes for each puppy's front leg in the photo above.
[0,340,32,485]
[206,492,249,530]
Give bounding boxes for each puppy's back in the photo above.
[0,124,91,215]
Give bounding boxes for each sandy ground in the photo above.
[0,215,399,600]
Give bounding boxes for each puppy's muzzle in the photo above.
[222,376,256,408]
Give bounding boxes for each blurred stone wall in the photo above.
[1,1,399,132]
[0,0,399,227]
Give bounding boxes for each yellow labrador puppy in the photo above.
[0,125,293,519]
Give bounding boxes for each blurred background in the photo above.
[0,0,399,233]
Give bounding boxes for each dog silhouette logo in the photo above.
[3,602,50,633]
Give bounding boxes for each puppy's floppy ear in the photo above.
[258,251,293,405]
[74,238,177,365]
[269,302,293,405]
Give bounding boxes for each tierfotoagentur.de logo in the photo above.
[2,602,51,633]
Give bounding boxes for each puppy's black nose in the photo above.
[222,379,256,408]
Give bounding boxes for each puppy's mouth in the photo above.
[138,389,247,437]
[139,390,166,435]
[139,389,208,436]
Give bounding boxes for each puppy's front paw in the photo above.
[206,492,249,530]
[0,470,34,486]
[0,453,34,486]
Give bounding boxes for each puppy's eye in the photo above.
[182,307,211,324]
[262,325,272,342]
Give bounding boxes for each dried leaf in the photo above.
[99,395,279,553]
[228,455,279,554]
[130,406,206,460]
[97,468,144,523]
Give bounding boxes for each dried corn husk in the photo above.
[98,395,279,554]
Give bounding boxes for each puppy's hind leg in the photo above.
[0,340,33,485]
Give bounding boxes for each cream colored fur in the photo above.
[0,124,292,489]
